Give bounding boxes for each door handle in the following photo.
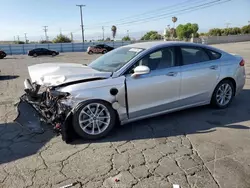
[210,65,218,70]
[166,72,177,76]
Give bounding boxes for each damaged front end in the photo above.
[15,79,75,143]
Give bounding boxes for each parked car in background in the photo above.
[28,48,59,57]
[0,50,7,59]
[17,41,245,142]
[87,44,114,54]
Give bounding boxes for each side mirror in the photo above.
[131,65,150,78]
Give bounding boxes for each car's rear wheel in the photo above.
[88,51,93,55]
[73,100,116,140]
[102,50,107,54]
[33,53,37,57]
[52,52,56,56]
[0,56,3,59]
[211,79,234,109]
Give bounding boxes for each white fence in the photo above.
[1,34,250,55]
[0,41,133,55]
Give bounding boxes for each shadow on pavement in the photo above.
[0,89,250,164]
[73,89,250,145]
[0,75,19,81]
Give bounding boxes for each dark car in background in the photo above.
[0,50,7,59]
[87,44,114,54]
[28,48,59,57]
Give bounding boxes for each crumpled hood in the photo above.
[28,63,112,86]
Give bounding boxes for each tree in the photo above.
[40,40,52,44]
[170,28,177,38]
[122,36,131,41]
[105,37,111,41]
[111,25,117,40]
[14,41,25,44]
[52,34,72,43]
[241,25,250,34]
[141,31,162,40]
[176,23,199,39]
[208,28,221,36]
[164,30,171,39]
[172,16,178,28]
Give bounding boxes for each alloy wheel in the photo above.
[78,103,111,135]
[216,83,233,106]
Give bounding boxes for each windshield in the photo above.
[88,47,144,72]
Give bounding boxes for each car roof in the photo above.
[124,41,224,53]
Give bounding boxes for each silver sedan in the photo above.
[18,41,246,141]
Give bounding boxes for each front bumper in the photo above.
[15,97,45,134]
[15,92,77,143]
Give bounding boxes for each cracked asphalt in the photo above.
[0,42,250,188]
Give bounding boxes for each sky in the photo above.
[0,0,250,41]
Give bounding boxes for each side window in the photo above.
[207,50,221,60]
[125,47,175,74]
[181,47,210,65]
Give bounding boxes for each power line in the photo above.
[85,0,204,28]
[67,0,214,33]
[43,26,48,41]
[103,0,230,28]
[107,0,225,27]
[76,4,86,43]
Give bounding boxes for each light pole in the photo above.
[76,5,86,43]
[43,26,48,41]
[102,26,105,41]
[24,33,28,44]
[127,30,129,37]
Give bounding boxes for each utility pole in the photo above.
[70,32,74,42]
[226,22,231,28]
[60,28,62,35]
[76,5,86,43]
[17,35,20,42]
[24,33,28,44]
[127,30,129,37]
[102,26,105,41]
[43,26,48,41]
[14,36,16,42]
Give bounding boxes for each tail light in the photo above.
[239,59,245,66]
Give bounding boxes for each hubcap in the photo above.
[78,103,110,135]
[216,83,233,106]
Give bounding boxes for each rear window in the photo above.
[207,50,221,60]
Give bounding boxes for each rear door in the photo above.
[178,46,221,106]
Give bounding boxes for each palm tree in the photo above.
[111,25,117,40]
[172,17,178,29]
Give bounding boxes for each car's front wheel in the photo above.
[52,52,56,56]
[33,53,37,57]
[211,79,235,109]
[102,50,107,54]
[73,100,116,140]
[88,51,93,55]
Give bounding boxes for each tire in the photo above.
[0,56,3,59]
[33,53,37,57]
[211,79,235,109]
[102,50,107,54]
[73,100,116,140]
[88,51,93,55]
[52,52,56,56]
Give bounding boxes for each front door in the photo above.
[125,47,181,119]
[178,46,220,106]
